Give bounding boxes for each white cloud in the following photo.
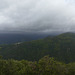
[0,0,75,33]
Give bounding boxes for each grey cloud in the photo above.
[0,0,75,33]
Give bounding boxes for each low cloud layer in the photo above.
[0,0,75,33]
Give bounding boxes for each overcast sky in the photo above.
[0,0,75,34]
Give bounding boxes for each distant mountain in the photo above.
[0,33,52,44]
[0,32,75,63]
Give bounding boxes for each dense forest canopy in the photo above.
[0,32,74,74]
[0,55,75,75]
[0,32,75,63]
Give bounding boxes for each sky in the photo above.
[0,0,75,34]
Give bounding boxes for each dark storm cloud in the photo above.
[0,0,75,33]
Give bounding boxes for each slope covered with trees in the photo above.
[0,32,75,63]
[0,55,75,75]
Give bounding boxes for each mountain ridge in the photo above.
[0,32,75,63]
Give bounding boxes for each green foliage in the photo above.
[0,32,75,63]
[0,55,74,75]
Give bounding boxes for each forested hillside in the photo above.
[0,32,75,63]
[0,55,75,75]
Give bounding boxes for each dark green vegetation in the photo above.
[0,55,75,75]
[0,32,75,75]
[0,32,75,63]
